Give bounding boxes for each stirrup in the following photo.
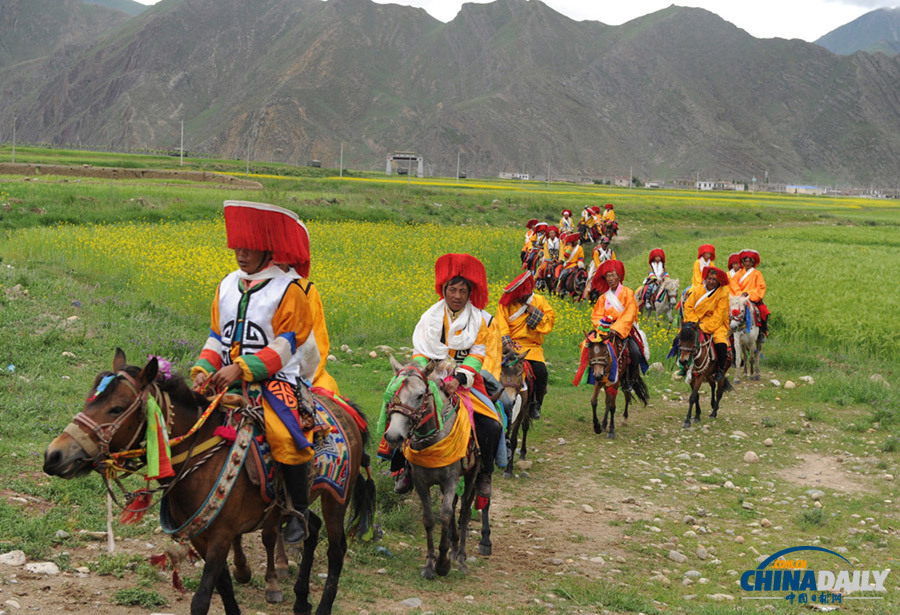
[393,468,413,494]
[283,510,308,545]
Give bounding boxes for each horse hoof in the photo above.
[421,567,436,580]
[606,431,615,440]
[435,559,451,577]
[518,451,527,460]
[276,566,290,581]
[682,421,691,429]
[266,589,283,604]
[503,471,514,479]
[459,563,469,575]
[233,568,251,585]
[693,417,701,424]
[711,412,718,419]
[479,544,492,556]
[593,423,603,435]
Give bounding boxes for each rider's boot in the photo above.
[529,398,541,420]
[281,462,310,545]
[393,465,413,494]
[714,342,728,383]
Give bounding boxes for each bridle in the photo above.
[64,371,156,465]
[386,366,438,440]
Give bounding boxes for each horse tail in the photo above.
[720,377,734,394]
[344,400,376,542]
[633,374,650,406]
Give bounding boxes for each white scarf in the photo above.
[236,265,290,282]
[694,286,715,308]
[412,300,482,360]
[595,247,612,262]
[651,262,665,279]
[545,237,560,253]
[563,243,581,266]
[728,269,736,279]
[740,267,755,284]
[510,295,534,322]
[604,285,625,313]
[561,218,573,232]
[698,257,711,272]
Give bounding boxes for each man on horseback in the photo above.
[557,233,584,297]
[582,236,615,301]
[589,260,646,392]
[520,218,538,263]
[408,254,504,504]
[683,266,731,382]
[559,209,574,234]
[691,244,716,290]
[191,201,316,545]
[524,222,547,274]
[496,272,555,420]
[727,252,741,281]
[730,249,769,341]
[536,226,560,290]
[639,248,667,310]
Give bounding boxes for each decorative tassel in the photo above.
[172,569,185,594]
[149,553,168,568]
[120,489,153,525]
[475,495,489,510]
[212,425,238,442]
[146,396,174,480]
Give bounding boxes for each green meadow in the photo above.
[0,148,898,614]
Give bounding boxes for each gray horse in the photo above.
[639,276,680,329]
[383,356,485,579]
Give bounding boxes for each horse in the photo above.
[42,349,374,615]
[582,331,649,439]
[383,356,489,577]
[537,258,561,294]
[557,267,587,301]
[499,349,532,478]
[729,295,762,382]
[638,277,680,329]
[601,220,618,240]
[675,324,733,429]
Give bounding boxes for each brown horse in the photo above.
[42,349,374,615]
[557,267,588,301]
[499,349,532,478]
[583,332,649,439]
[676,324,733,428]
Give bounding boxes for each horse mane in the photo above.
[158,372,211,413]
[678,325,696,344]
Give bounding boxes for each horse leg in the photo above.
[710,380,721,419]
[455,473,476,575]
[275,530,289,580]
[682,385,697,429]
[314,497,350,615]
[416,480,437,580]
[434,473,457,577]
[504,417,520,478]
[591,384,603,434]
[606,388,617,440]
[190,537,238,615]
[479,498,492,556]
[261,519,282,604]
[292,512,322,615]
[231,535,251,585]
[520,416,530,460]
[693,381,703,423]
[623,391,630,426]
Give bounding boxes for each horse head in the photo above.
[664,278,680,306]
[385,355,450,447]
[584,330,614,382]
[500,349,529,402]
[729,295,749,332]
[43,348,159,479]
[677,323,699,364]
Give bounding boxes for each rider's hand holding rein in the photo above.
[207,363,245,392]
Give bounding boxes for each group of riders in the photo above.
[188,198,768,554]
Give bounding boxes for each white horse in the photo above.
[639,277,680,329]
[729,295,762,382]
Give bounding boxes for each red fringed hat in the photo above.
[592,259,625,294]
[434,254,488,309]
[564,233,580,244]
[562,209,572,216]
[604,203,614,210]
[224,201,310,275]
[500,272,534,306]
[701,266,729,287]
[648,248,666,264]
[526,218,539,229]
[739,249,760,266]
[547,225,559,236]
[728,252,740,268]
[591,205,602,214]
[698,244,716,259]
[534,222,548,233]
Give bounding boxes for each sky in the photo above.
[131,0,899,42]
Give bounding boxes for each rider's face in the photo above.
[445,280,471,312]
[702,251,714,261]
[605,271,620,288]
[705,273,720,291]
[742,257,754,268]
[234,248,270,274]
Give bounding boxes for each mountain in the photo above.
[1,0,900,186]
[0,0,133,68]
[816,8,900,55]
[84,0,147,17]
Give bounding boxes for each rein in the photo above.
[386,367,442,439]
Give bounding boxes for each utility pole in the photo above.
[630,165,633,190]
[339,142,344,179]
[456,151,460,183]
[246,142,250,177]
[547,161,551,188]
[180,119,184,167]
[11,117,16,163]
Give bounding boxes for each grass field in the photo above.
[1,149,899,614]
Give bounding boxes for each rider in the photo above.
[691,244,716,290]
[283,267,340,395]
[536,225,560,288]
[683,266,731,382]
[524,222,547,273]
[640,248,668,309]
[559,209,574,234]
[191,200,315,545]
[579,206,596,239]
[601,203,615,226]
[730,249,769,339]
[589,259,642,392]
[557,232,584,296]
[496,272,555,420]
[521,218,538,262]
[409,254,503,504]
[727,252,741,282]
[583,236,615,300]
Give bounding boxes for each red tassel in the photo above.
[173,569,186,594]
[475,495,489,510]
[213,425,238,442]
[120,490,153,525]
[149,553,168,568]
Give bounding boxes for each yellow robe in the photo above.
[729,268,766,302]
[480,313,503,380]
[683,285,730,344]
[602,209,616,223]
[692,258,715,288]
[592,247,616,269]
[562,244,584,270]
[495,294,555,363]
[296,279,340,395]
[590,285,638,339]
